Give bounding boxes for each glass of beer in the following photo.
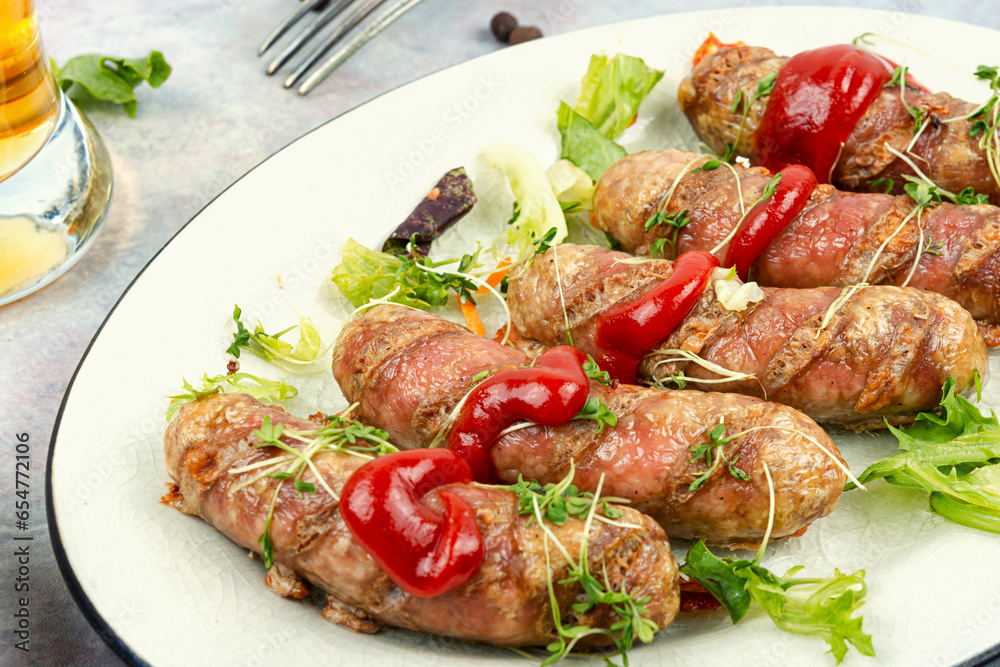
[0,0,112,306]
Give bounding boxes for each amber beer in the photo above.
[0,0,58,182]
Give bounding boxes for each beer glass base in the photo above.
[0,92,112,306]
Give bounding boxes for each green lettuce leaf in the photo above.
[572,53,663,139]
[556,102,627,181]
[165,373,296,421]
[850,374,1000,534]
[331,239,447,309]
[331,238,480,311]
[52,51,171,118]
[885,375,996,451]
[679,539,752,623]
[481,143,566,261]
[227,305,325,371]
[680,540,874,664]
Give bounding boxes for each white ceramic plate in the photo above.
[48,8,1000,666]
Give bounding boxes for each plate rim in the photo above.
[44,7,1000,666]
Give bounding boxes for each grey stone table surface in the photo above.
[1,0,998,665]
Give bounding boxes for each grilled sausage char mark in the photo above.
[595,148,1000,345]
[506,243,986,429]
[333,305,847,547]
[164,393,679,646]
[678,44,997,203]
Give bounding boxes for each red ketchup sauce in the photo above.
[754,45,893,181]
[723,164,818,280]
[595,250,719,384]
[340,449,484,597]
[447,346,590,484]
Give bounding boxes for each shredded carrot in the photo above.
[692,33,746,67]
[460,297,486,336]
[474,258,511,294]
[589,210,597,227]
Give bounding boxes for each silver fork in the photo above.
[260,0,426,95]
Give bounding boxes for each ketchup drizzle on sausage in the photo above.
[754,45,893,181]
[723,164,818,280]
[595,250,719,384]
[447,346,591,484]
[340,449,484,597]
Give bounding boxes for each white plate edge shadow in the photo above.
[47,7,1000,667]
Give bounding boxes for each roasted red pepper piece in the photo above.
[447,346,589,483]
[724,163,818,280]
[595,250,719,383]
[755,45,892,180]
[340,449,484,598]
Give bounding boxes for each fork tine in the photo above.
[293,0,426,94]
[258,0,327,56]
[282,0,385,88]
[266,0,353,75]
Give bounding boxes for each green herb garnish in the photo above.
[165,372,297,421]
[501,466,626,527]
[867,178,894,194]
[724,71,777,162]
[236,413,397,568]
[573,396,618,434]
[227,304,325,371]
[332,238,483,310]
[688,422,751,491]
[680,540,874,664]
[849,374,1000,533]
[583,354,612,386]
[51,51,171,118]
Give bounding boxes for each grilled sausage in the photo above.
[332,305,847,546]
[594,148,1000,344]
[678,44,998,202]
[163,393,679,646]
[506,243,986,429]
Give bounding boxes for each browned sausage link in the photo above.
[594,148,1000,344]
[507,243,986,429]
[678,44,998,202]
[332,305,847,546]
[164,393,679,646]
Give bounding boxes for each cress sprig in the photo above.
[724,71,777,162]
[501,465,627,528]
[688,421,751,491]
[508,473,660,666]
[230,412,396,569]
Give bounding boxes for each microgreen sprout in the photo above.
[709,173,781,255]
[500,462,630,529]
[921,237,945,256]
[868,178,894,194]
[688,421,751,491]
[583,355,612,386]
[229,412,396,569]
[523,474,660,666]
[497,396,619,439]
[884,65,928,137]
[647,348,758,393]
[723,71,777,162]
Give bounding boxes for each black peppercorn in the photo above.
[490,12,518,43]
[508,26,543,45]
